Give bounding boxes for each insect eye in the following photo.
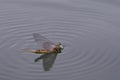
[59,45,64,49]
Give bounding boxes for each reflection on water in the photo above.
[0,0,120,80]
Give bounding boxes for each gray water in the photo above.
[0,0,120,80]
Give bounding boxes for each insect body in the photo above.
[25,33,64,71]
[29,42,63,54]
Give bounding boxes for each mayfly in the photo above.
[25,33,64,71]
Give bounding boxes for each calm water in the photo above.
[0,0,120,80]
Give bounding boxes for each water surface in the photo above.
[0,0,120,80]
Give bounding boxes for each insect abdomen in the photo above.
[34,50,49,54]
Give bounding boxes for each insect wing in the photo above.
[33,33,55,49]
[43,42,56,51]
[34,54,46,62]
[43,53,58,71]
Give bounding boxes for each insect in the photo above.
[25,33,64,71]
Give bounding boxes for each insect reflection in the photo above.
[25,33,64,71]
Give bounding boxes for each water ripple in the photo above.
[0,0,120,80]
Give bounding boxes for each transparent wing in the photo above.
[33,33,55,50]
[34,54,46,62]
[43,53,58,71]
